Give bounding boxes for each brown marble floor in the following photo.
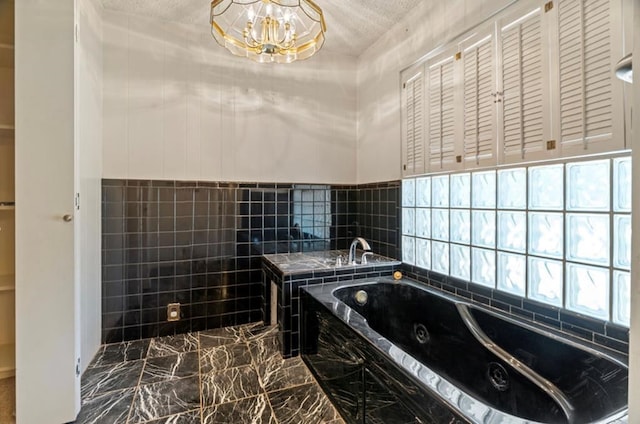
[75,323,345,424]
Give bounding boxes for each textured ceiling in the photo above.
[100,0,423,57]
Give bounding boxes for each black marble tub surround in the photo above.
[302,284,466,424]
[101,179,400,344]
[75,322,345,424]
[262,250,401,357]
[302,277,629,424]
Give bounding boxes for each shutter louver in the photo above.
[463,35,495,165]
[558,0,612,150]
[501,8,544,161]
[402,72,424,175]
[428,57,456,170]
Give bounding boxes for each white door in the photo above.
[15,0,81,422]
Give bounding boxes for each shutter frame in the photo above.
[556,0,623,156]
[401,67,425,176]
[498,4,553,164]
[461,29,497,168]
[426,48,461,172]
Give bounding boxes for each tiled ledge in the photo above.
[262,251,401,357]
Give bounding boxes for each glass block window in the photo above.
[401,155,632,326]
[472,171,496,209]
[416,177,432,207]
[529,164,564,210]
[497,252,526,296]
[451,173,471,208]
[451,244,471,281]
[450,210,470,244]
[402,235,416,266]
[498,168,526,209]
[402,208,415,236]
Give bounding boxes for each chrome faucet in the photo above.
[348,237,371,265]
[361,251,374,265]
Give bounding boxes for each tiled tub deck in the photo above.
[75,323,344,424]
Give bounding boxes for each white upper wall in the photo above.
[356,0,514,184]
[102,10,358,184]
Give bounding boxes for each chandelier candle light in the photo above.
[210,0,327,63]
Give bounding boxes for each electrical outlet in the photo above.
[167,303,181,322]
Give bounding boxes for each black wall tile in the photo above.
[101,179,402,343]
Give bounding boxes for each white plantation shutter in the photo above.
[558,0,619,152]
[399,0,623,173]
[463,34,496,166]
[401,70,425,176]
[428,54,457,171]
[501,7,546,161]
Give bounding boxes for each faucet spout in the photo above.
[348,237,372,265]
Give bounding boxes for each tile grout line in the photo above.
[262,379,280,423]
[201,341,263,410]
[124,340,151,424]
[200,330,280,418]
[127,335,202,424]
[265,380,317,396]
[253,353,280,424]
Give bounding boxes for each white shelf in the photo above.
[0,44,13,69]
[0,275,14,292]
[0,343,15,379]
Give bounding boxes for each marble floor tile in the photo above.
[257,356,315,393]
[74,388,135,424]
[129,376,201,423]
[268,383,343,424]
[199,326,245,349]
[200,343,253,374]
[201,365,262,407]
[89,339,150,368]
[81,327,346,424]
[202,394,276,424]
[81,360,144,399]
[147,334,200,358]
[248,336,281,365]
[241,323,278,342]
[139,409,201,424]
[141,351,199,385]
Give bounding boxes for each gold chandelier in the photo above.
[210,0,327,64]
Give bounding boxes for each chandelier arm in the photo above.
[244,25,260,49]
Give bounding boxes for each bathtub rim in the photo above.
[302,276,629,424]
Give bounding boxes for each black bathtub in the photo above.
[301,277,628,424]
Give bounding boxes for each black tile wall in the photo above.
[400,265,630,356]
[101,179,401,343]
[332,182,401,259]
